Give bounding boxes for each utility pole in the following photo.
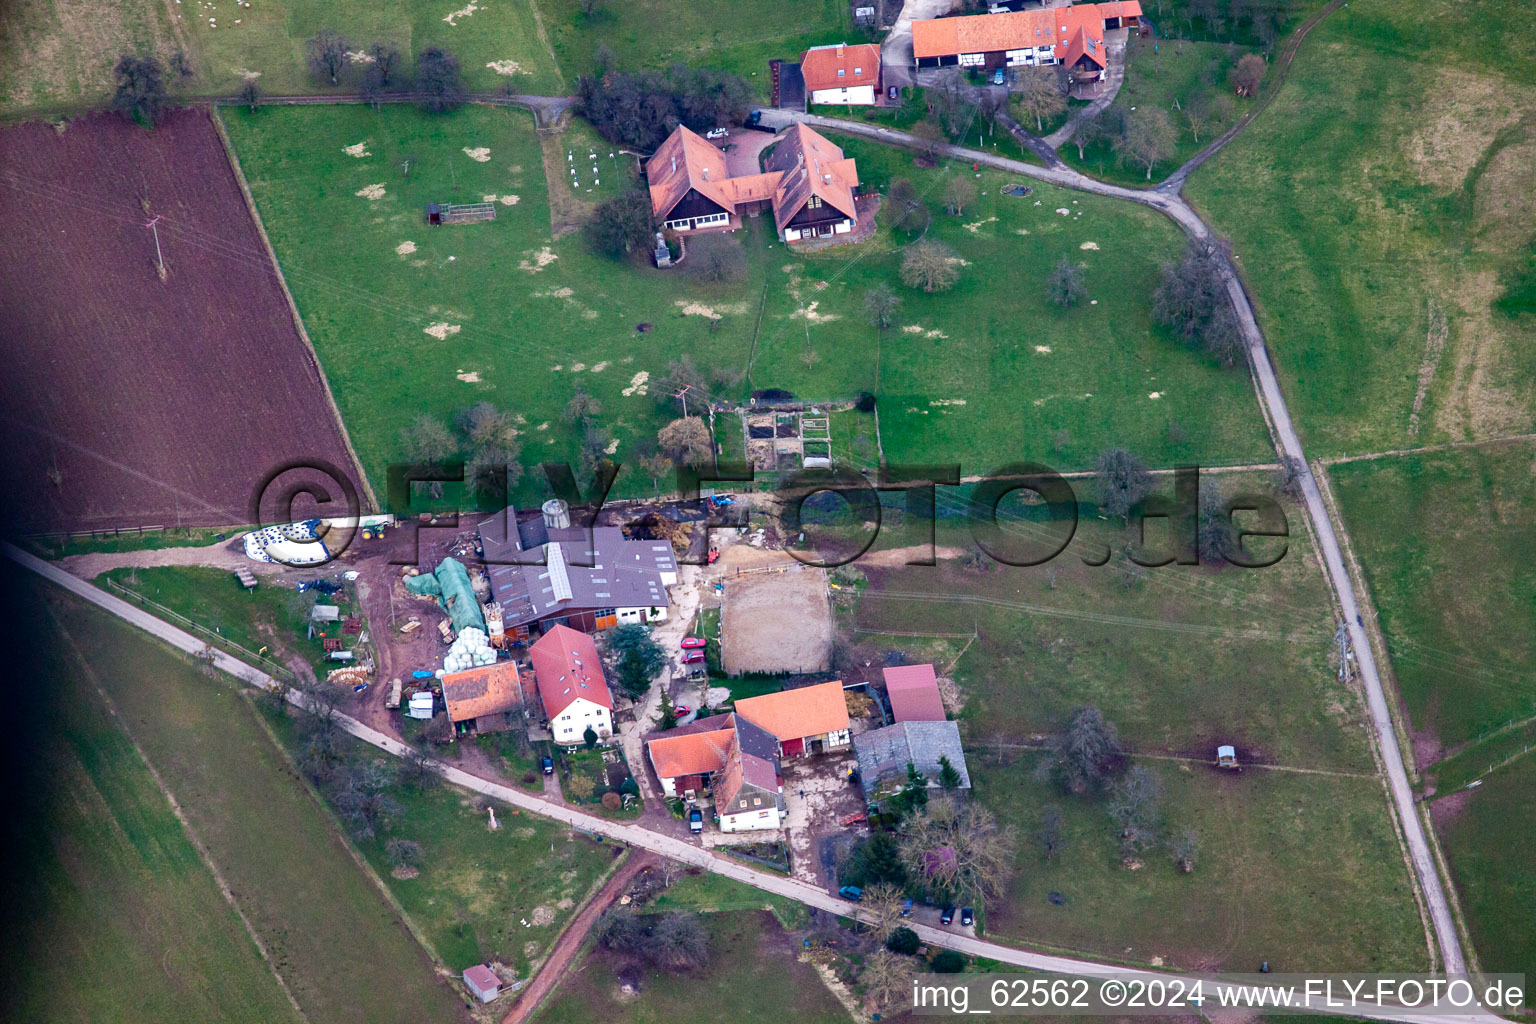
[672,384,693,420]
[145,216,165,279]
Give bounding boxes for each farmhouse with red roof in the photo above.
[646,123,863,243]
[912,1,1142,85]
[529,624,614,745]
[800,42,881,105]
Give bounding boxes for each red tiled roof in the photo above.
[645,123,859,233]
[912,1,1139,61]
[883,664,946,723]
[765,124,860,233]
[735,681,850,743]
[648,727,735,779]
[441,662,524,724]
[800,42,881,93]
[529,624,612,720]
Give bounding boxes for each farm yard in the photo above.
[0,109,363,534]
[1186,0,1536,457]
[719,561,832,676]
[221,102,1273,506]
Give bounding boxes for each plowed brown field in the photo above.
[0,108,363,534]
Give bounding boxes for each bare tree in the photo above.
[1272,455,1306,499]
[1037,803,1064,860]
[369,43,401,85]
[112,55,170,127]
[1049,706,1120,794]
[1114,106,1176,179]
[908,119,945,163]
[897,796,1016,905]
[862,949,918,1010]
[1108,763,1164,858]
[192,643,219,677]
[886,177,929,235]
[900,240,961,293]
[1170,825,1199,873]
[649,912,709,969]
[658,417,713,468]
[307,29,350,86]
[864,283,902,333]
[458,402,518,450]
[1233,53,1267,97]
[1096,447,1152,521]
[1047,257,1088,307]
[1014,68,1066,132]
[417,46,465,113]
[386,838,423,870]
[862,882,907,941]
[238,79,262,113]
[1197,480,1236,565]
[401,414,456,464]
[929,74,976,138]
[942,175,977,216]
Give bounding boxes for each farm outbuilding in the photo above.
[463,964,501,1002]
[427,202,496,225]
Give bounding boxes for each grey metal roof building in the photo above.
[854,720,972,801]
[477,505,676,630]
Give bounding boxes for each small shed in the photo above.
[463,964,501,1003]
[386,677,403,709]
[407,691,436,720]
[1216,744,1238,768]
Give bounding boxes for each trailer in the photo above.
[386,677,403,709]
[1216,745,1239,769]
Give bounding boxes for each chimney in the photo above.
[542,498,571,529]
[702,167,709,180]
[836,42,844,58]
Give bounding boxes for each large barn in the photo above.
[646,124,862,243]
[912,1,1142,83]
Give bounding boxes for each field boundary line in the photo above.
[207,104,380,513]
[45,604,312,1024]
[1319,433,1536,467]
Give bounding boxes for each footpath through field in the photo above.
[3,544,1494,1024]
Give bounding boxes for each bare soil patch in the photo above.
[720,567,832,675]
[0,110,361,533]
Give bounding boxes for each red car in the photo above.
[680,637,707,649]
[682,650,706,664]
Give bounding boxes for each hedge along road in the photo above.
[751,101,1469,979]
[5,544,1494,1022]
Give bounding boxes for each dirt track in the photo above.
[0,109,363,534]
[499,850,653,1024]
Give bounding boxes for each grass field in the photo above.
[0,565,303,1024]
[1432,755,1536,981]
[0,0,565,116]
[1186,0,1536,456]
[536,0,854,99]
[222,102,1272,505]
[533,910,847,1024]
[100,565,320,658]
[1058,36,1252,186]
[26,578,465,1023]
[845,494,1427,970]
[1326,442,1536,757]
[972,755,1426,972]
[341,748,617,976]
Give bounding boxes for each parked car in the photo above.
[888,84,900,101]
[541,756,555,775]
[682,650,706,664]
[838,885,864,902]
[940,905,956,925]
[681,637,707,649]
[689,807,704,833]
[960,907,974,927]
[743,110,776,133]
[707,495,735,507]
[991,68,1007,86]
[673,705,691,717]
[705,127,728,140]
[901,898,914,917]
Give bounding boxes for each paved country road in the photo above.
[3,544,1498,1024]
